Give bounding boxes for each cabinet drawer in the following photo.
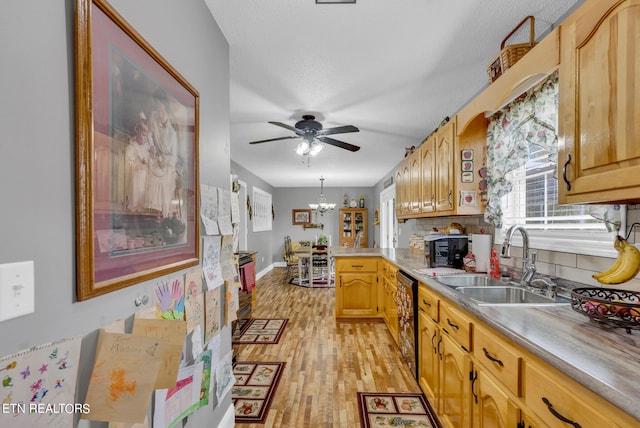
[335,258,378,272]
[439,301,472,352]
[417,284,438,322]
[474,324,521,397]
[524,361,619,428]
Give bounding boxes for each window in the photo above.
[487,72,624,257]
[497,149,624,257]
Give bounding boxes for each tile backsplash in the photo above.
[414,206,640,293]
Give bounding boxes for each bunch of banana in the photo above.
[593,236,640,284]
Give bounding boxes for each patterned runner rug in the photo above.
[357,392,440,428]
[232,318,289,344]
[233,361,285,423]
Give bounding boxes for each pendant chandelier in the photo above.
[308,176,335,216]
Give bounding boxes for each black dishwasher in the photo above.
[397,270,418,380]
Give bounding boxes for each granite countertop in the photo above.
[331,247,640,421]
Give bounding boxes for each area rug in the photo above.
[357,392,440,428]
[289,277,335,288]
[232,361,285,423]
[232,318,289,344]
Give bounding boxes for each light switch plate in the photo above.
[0,261,35,321]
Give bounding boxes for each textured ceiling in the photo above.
[205,0,583,188]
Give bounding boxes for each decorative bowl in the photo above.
[571,287,640,333]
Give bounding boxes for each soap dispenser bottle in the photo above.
[489,247,500,280]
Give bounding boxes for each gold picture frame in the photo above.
[292,209,312,225]
[75,0,200,300]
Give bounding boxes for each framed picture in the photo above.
[75,0,200,300]
[292,209,312,225]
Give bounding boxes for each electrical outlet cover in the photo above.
[0,261,35,321]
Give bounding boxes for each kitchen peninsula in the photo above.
[331,247,640,426]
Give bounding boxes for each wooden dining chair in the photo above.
[283,235,300,284]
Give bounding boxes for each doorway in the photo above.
[380,184,397,248]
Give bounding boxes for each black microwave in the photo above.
[424,235,469,268]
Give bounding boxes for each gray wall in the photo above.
[0,0,231,426]
[231,161,375,263]
[230,161,276,273]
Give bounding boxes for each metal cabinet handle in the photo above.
[446,318,459,330]
[448,189,453,207]
[482,347,504,367]
[470,370,478,404]
[437,336,443,360]
[562,154,572,191]
[351,264,364,268]
[422,298,431,307]
[431,331,437,353]
[542,397,582,428]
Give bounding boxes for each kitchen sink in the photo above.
[434,274,504,288]
[455,286,570,306]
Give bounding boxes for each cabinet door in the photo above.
[409,153,422,214]
[418,310,440,411]
[558,0,640,203]
[336,273,378,318]
[435,122,456,214]
[439,334,472,428]
[471,368,520,428]
[395,167,404,218]
[387,280,399,343]
[420,138,436,213]
[340,210,354,247]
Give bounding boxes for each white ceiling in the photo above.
[205,0,582,188]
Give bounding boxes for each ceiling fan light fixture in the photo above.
[309,142,324,156]
[294,141,310,156]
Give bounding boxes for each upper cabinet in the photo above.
[558,0,640,204]
[396,117,486,220]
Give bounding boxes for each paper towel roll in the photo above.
[472,234,493,273]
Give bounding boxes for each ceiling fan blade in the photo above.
[268,121,304,135]
[249,135,299,144]
[316,125,360,136]
[317,136,360,152]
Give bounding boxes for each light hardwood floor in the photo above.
[235,268,422,428]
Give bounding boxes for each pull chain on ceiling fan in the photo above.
[248,115,361,159]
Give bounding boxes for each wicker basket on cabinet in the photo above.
[487,15,537,84]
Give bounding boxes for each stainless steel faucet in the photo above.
[500,225,537,287]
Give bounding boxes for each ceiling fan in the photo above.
[249,114,360,154]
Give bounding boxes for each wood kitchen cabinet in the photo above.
[379,260,398,343]
[524,358,637,428]
[335,257,379,321]
[433,119,456,215]
[471,368,520,428]
[396,116,485,220]
[439,333,473,428]
[558,0,640,204]
[339,208,368,248]
[417,283,440,409]
[395,158,410,218]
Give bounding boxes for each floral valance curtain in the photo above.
[484,71,559,228]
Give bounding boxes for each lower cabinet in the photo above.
[439,334,472,428]
[335,257,379,321]
[414,287,638,428]
[418,309,440,411]
[471,367,521,428]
